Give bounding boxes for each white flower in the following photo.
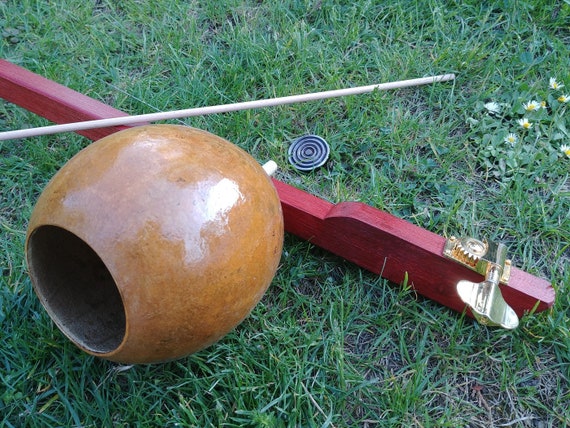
[484,101,501,114]
[549,77,564,90]
[561,145,570,158]
[523,100,541,111]
[558,94,569,103]
[518,118,532,129]
[504,133,518,145]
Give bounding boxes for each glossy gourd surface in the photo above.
[26,125,284,363]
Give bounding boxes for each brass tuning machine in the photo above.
[443,237,519,329]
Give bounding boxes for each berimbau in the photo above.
[0,60,554,363]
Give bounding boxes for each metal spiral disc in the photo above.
[288,135,330,171]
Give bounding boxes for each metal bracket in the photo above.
[443,237,519,329]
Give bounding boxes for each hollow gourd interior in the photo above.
[27,225,125,354]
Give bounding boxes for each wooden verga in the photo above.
[0,59,555,321]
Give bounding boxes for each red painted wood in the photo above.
[0,59,555,318]
[273,179,554,317]
[0,59,131,140]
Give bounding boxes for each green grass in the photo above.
[1,0,569,426]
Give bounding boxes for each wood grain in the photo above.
[0,59,131,140]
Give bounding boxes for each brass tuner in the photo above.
[444,237,519,329]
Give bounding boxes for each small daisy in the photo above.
[557,94,569,103]
[561,144,570,158]
[504,133,518,145]
[523,100,541,111]
[484,101,501,114]
[518,118,532,129]
[549,77,564,90]
[540,100,547,108]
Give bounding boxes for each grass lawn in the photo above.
[1,1,569,426]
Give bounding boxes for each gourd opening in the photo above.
[26,225,125,354]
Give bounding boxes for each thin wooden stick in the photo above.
[0,74,455,141]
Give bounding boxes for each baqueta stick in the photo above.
[0,73,455,141]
